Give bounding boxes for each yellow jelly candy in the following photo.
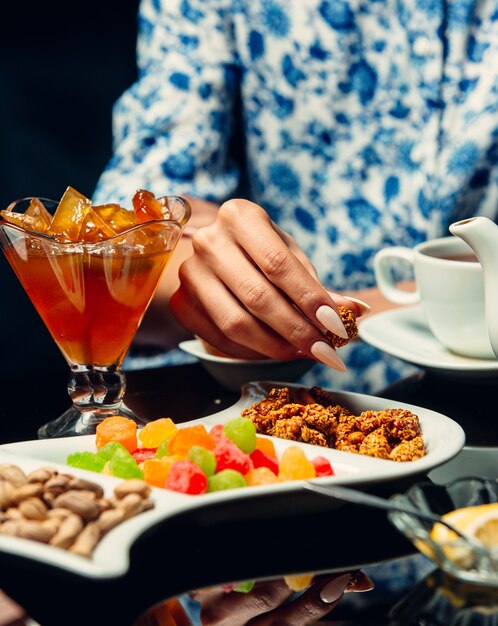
[278,446,316,481]
[138,418,178,449]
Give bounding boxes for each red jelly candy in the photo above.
[210,424,228,443]
[311,456,334,477]
[166,460,208,494]
[131,448,158,464]
[249,448,279,476]
[214,439,253,475]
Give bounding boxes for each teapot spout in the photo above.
[449,216,498,358]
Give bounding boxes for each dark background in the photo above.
[0,1,139,380]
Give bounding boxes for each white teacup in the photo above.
[374,236,495,359]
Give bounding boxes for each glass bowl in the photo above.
[388,477,498,587]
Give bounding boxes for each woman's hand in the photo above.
[170,199,370,371]
[190,571,374,626]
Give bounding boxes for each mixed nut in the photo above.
[0,463,154,558]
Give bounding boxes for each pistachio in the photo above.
[0,464,26,487]
[26,468,57,484]
[69,522,101,557]
[114,480,151,500]
[53,491,100,522]
[116,493,146,520]
[50,514,84,549]
[11,482,44,504]
[17,520,56,544]
[18,497,48,521]
[68,477,104,499]
[0,480,15,510]
[97,508,125,534]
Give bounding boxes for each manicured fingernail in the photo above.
[320,574,351,604]
[342,296,371,316]
[310,341,347,371]
[316,305,349,339]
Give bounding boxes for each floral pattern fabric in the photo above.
[95,0,498,393]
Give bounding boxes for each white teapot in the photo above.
[449,216,498,359]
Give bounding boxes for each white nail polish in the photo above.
[316,306,349,339]
[320,574,351,603]
[310,341,347,371]
[342,296,371,316]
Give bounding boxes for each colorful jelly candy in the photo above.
[143,457,178,488]
[95,415,137,453]
[108,447,144,479]
[311,455,334,477]
[223,417,257,454]
[208,469,247,492]
[166,460,208,495]
[278,447,316,481]
[66,451,106,473]
[131,448,158,464]
[169,425,215,456]
[138,417,177,448]
[187,446,217,476]
[249,448,279,475]
[245,467,280,486]
[214,438,253,474]
[155,439,172,458]
[255,436,277,458]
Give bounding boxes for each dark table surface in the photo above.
[0,359,497,626]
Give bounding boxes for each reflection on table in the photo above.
[0,360,497,625]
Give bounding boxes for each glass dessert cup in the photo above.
[0,196,190,438]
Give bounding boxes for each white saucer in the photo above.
[358,305,498,378]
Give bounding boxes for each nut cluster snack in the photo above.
[242,386,425,462]
[327,305,359,348]
[0,464,153,558]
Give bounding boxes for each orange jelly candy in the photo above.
[255,436,277,458]
[138,417,178,449]
[169,425,215,457]
[95,415,138,453]
[143,456,181,488]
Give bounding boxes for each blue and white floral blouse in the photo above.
[94,0,498,393]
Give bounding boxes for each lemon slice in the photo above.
[428,503,498,567]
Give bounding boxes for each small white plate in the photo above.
[359,306,498,378]
[0,382,465,579]
[179,339,314,391]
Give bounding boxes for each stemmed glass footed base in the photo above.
[37,366,146,438]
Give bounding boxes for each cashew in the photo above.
[0,480,15,510]
[69,522,101,557]
[50,514,84,549]
[12,482,44,504]
[114,480,151,500]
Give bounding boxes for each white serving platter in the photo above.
[0,381,465,580]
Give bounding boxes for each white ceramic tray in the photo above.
[0,382,465,580]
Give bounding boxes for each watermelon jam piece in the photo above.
[249,448,279,476]
[132,448,158,464]
[166,460,208,495]
[214,438,253,475]
[311,456,334,477]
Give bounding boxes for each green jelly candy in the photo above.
[208,469,247,492]
[66,451,106,473]
[223,417,257,454]
[187,446,216,476]
[155,439,171,458]
[97,441,128,462]
[108,453,144,480]
[234,580,255,593]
